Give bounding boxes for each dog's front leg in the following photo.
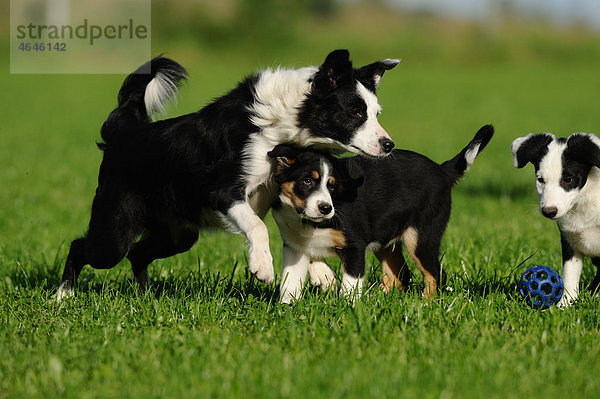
[558,235,583,308]
[339,247,365,301]
[308,259,338,291]
[226,202,274,284]
[280,245,310,304]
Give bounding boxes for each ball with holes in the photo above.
[519,265,564,308]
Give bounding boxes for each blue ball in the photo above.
[519,265,564,308]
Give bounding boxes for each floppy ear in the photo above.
[328,157,363,201]
[267,144,299,174]
[355,59,401,89]
[312,49,353,94]
[566,133,600,169]
[511,133,555,168]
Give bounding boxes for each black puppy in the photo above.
[269,125,493,303]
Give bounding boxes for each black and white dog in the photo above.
[511,132,600,307]
[57,50,400,300]
[269,125,493,303]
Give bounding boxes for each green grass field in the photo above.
[2,5,600,398]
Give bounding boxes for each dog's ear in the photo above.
[312,49,353,94]
[565,133,600,169]
[328,157,363,201]
[511,133,555,168]
[267,144,299,174]
[355,59,400,89]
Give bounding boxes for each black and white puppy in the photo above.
[511,132,600,307]
[57,50,400,300]
[269,125,494,303]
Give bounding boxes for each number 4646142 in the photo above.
[18,42,67,52]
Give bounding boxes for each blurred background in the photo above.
[2,0,600,279]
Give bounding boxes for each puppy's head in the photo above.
[512,132,600,219]
[268,145,338,223]
[298,49,400,157]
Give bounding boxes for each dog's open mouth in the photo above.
[348,144,391,158]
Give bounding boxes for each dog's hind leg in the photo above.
[401,227,446,300]
[57,190,142,301]
[57,238,86,301]
[375,246,411,293]
[127,224,199,290]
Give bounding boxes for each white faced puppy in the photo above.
[512,133,600,307]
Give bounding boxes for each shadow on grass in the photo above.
[5,249,530,306]
[5,257,281,305]
[457,181,533,200]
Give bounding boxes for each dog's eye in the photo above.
[536,176,545,184]
[350,108,363,118]
[562,176,573,185]
[327,183,336,192]
[303,178,313,186]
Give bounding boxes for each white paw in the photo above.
[280,290,301,304]
[308,261,337,291]
[341,274,363,301]
[56,281,74,302]
[557,289,578,309]
[249,245,274,284]
[557,296,573,309]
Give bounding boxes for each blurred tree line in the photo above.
[152,0,337,51]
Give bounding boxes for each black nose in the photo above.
[379,138,395,153]
[318,202,333,215]
[542,206,558,219]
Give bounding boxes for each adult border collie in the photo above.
[512,132,600,307]
[268,125,493,303]
[57,50,400,300]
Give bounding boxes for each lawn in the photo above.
[1,4,600,398]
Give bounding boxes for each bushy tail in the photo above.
[99,56,187,148]
[441,124,494,185]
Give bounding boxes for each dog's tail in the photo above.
[99,56,187,148]
[441,124,494,185]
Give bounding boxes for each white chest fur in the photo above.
[272,206,342,259]
[557,172,600,257]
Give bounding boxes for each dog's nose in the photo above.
[318,202,333,215]
[379,138,395,154]
[542,206,558,219]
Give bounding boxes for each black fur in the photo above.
[513,133,553,169]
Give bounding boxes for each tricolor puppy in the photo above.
[269,125,494,303]
[511,132,600,307]
[57,50,400,300]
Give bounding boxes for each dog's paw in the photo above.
[341,274,363,302]
[557,296,573,309]
[56,281,74,303]
[308,261,337,291]
[248,245,274,284]
[280,290,302,304]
